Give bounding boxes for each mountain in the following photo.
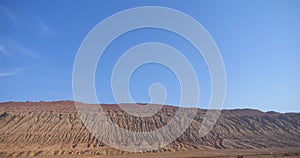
[0,101,299,157]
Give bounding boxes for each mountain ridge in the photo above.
[0,101,299,157]
[0,100,295,114]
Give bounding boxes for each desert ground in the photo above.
[30,147,300,158]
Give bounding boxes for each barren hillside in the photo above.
[0,101,299,157]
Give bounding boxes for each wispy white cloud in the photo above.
[38,19,49,32]
[35,17,51,36]
[14,44,40,60]
[0,68,23,77]
[0,5,52,36]
[0,41,40,60]
[0,5,16,22]
[0,45,15,59]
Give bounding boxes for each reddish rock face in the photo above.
[0,101,299,157]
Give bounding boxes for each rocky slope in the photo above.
[0,101,299,157]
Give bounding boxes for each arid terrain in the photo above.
[0,101,299,158]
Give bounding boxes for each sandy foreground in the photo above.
[25,147,300,158]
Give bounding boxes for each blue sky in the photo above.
[0,1,299,112]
